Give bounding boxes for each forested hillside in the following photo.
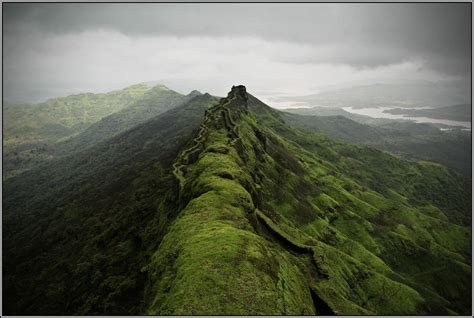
[3,84,192,178]
[4,93,218,314]
[281,111,471,176]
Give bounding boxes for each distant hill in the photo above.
[383,104,471,122]
[282,106,399,125]
[282,109,471,176]
[274,81,470,109]
[4,83,152,145]
[54,87,201,156]
[3,84,196,178]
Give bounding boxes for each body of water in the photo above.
[342,106,472,129]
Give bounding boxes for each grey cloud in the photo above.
[2,3,471,103]
[4,3,470,76]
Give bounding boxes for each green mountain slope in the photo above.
[281,111,471,176]
[3,93,218,314]
[4,83,151,146]
[281,112,387,143]
[145,86,470,315]
[3,83,190,178]
[3,86,471,315]
[54,87,200,156]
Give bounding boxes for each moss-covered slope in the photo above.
[145,86,471,315]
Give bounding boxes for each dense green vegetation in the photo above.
[4,93,218,314]
[3,86,471,315]
[281,111,471,176]
[54,87,201,156]
[383,104,471,122]
[3,83,193,178]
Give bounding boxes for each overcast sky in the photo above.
[3,3,471,106]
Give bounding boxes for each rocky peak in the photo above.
[228,85,247,100]
[187,90,202,97]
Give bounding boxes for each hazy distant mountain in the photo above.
[273,81,470,109]
[54,86,201,156]
[3,84,199,178]
[383,104,471,122]
[282,106,400,125]
[281,111,471,176]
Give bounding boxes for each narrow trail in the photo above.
[172,90,241,196]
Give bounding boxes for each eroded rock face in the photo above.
[229,85,248,104]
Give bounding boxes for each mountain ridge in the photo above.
[3,83,194,178]
[145,86,471,314]
[3,85,471,315]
